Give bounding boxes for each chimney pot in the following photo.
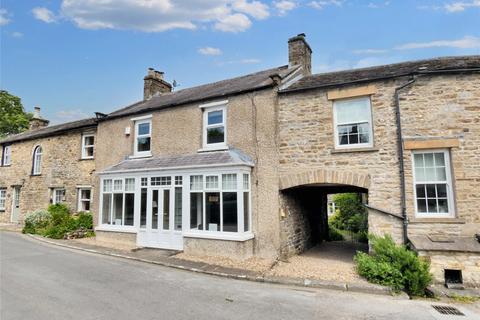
[143,68,172,100]
[29,106,49,130]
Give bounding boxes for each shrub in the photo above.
[328,224,344,241]
[354,235,432,296]
[76,212,93,229]
[22,210,52,234]
[331,193,367,233]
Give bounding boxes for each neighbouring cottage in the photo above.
[0,108,97,222]
[1,34,479,287]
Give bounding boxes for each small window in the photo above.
[333,97,373,149]
[0,189,6,210]
[101,178,135,227]
[135,120,151,156]
[203,106,226,149]
[32,146,42,175]
[53,188,65,204]
[81,134,95,159]
[413,150,454,217]
[2,145,11,166]
[78,188,92,212]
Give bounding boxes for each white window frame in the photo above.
[0,189,6,211]
[333,96,374,149]
[100,177,136,229]
[134,119,152,157]
[202,102,227,150]
[32,146,42,175]
[2,145,11,166]
[52,188,66,204]
[77,187,92,212]
[412,149,455,218]
[81,134,95,159]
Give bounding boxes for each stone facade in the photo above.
[0,127,97,223]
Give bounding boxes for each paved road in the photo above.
[1,232,478,320]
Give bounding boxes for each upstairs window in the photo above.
[202,103,227,149]
[333,97,373,149]
[32,146,42,175]
[135,119,151,156]
[81,134,95,159]
[413,150,454,217]
[1,145,11,166]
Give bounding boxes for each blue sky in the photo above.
[1,0,479,124]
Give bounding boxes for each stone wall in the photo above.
[183,237,254,259]
[94,88,282,259]
[0,128,96,223]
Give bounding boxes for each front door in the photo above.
[137,186,183,250]
[11,187,20,223]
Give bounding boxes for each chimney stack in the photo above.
[29,106,49,130]
[143,68,172,100]
[288,33,312,76]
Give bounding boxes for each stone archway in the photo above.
[279,169,370,191]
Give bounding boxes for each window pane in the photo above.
[114,179,123,191]
[113,194,123,225]
[437,184,447,198]
[438,199,449,213]
[222,174,237,190]
[85,146,94,157]
[206,176,219,189]
[415,168,425,181]
[141,177,148,186]
[82,200,90,212]
[124,193,134,226]
[416,185,425,198]
[417,199,427,213]
[102,194,112,224]
[103,180,112,192]
[190,193,203,230]
[85,136,94,145]
[206,192,220,231]
[208,110,223,125]
[426,184,436,198]
[436,168,446,181]
[427,198,437,213]
[137,137,151,152]
[243,174,249,190]
[414,154,424,168]
[339,135,348,145]
[207,127,225,144]
[359,133,369,143]
[348,134,358,144]
[152,190,158,229]
[434,153,445,166]
[424,153,434,167]
[163,189,170,230]
[223,192,238,232]
[125,178,135,191]
[338,126,348,135]
[140,188,147,228]
[244,192,249,232]
[138,122,150,135]
[190,175,203,191]
[425,167,436,181]
[335,97,371,124]
[175,187,182,231]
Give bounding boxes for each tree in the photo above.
[330,193,367,233]
[0,90,32,138]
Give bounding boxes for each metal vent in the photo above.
[432,305,465,316]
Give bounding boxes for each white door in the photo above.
[137,186,183,250]
[11,187,20,223]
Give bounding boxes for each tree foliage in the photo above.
[330,193,367,233]
[0,90,31,138]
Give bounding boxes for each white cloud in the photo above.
[233,0,270,19]
[395,36,480,50]
[0,8,10,26]
[214,13,251,32]
[52,0,274,33]
[274,1,297,15]
[11,31,24,38]
[352,48,388,54]
[445,0,480,12]
[32,7,57,23]
[308,0,343,10]
[198,47,223,56]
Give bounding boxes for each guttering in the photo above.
[394,76,416,245]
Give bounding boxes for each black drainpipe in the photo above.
[394,76,416,245]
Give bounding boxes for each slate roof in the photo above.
[0,118,98,144]
[281,56,480,93]
[100,148,254,174]
[107,65,294,119]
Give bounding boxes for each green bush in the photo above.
[354,235,432,296]
[331,193,367,233]
[76,212,93,229]
[22,210,52,234]
[328,224,344,241]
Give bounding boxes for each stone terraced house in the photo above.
[1,34,479,287]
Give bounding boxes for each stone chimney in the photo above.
[143,68,173,100]
[29,107,49,130]
[288,33,312,76]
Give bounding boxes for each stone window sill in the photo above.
[0,164,11,167]
[30,174,41,177]
[409,218,465,224]
[79,157,94,161]
[331,147,379,154]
